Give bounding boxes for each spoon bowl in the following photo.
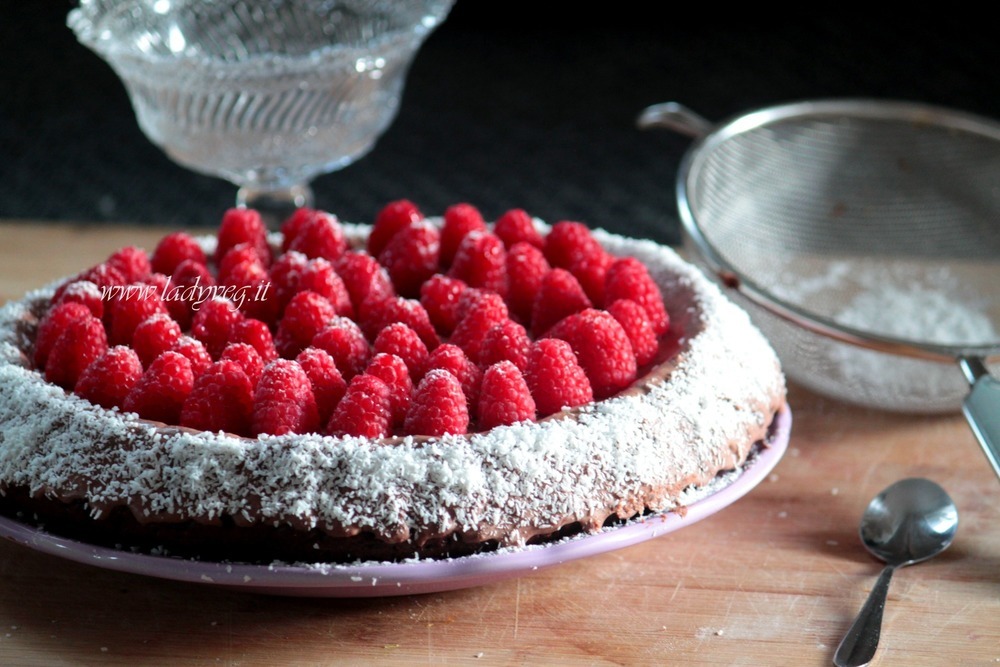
[833,478,958,667]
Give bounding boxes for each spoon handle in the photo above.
[833,564,896,667]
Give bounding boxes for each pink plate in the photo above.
[0,406,790,597]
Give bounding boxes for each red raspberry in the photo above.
[132,312,182,367]
[169,258,216,329]
[525,338,593,417]
[106,246,151,283]
[267,249,309,313]
[252,359,320,436]
[545,308,636,400]
[378,220,441,298]
[359,296,440,350]
[34,301,92,369]
[123,350,194,424]
[219,342,265,387]
[327,373,393,438]
[372,322,429,381]
[217,242,268,287]
[569,251,613,307]
[606,298,659,367]
[151,231,207,276]
[231,317,278,363]
[365,352,413,426]
[604,257,670,335]
[44,314,108,389]
[298,258,353,318]
[425,343,482,414]
[530,268,592,338]
[180,359,254,436]
[74,345,143,410]
[335,251,396,315]
[215,207,271,266]
[51,280,104,320]
[493,208,544,249]
[419,274,468,337]
[543,221,604,270]
[280,207,332,253]
[105,283,170,347]
[477,361,536,430]
[169,335,214,376]
[478,319,530,371]
[191,297,245,360]
[296,346,347,424]
[368,198,423,257]
[310,316,371,380]
[404,369,469,437]
[52,262,125,305]
[449,291,510,365]
[286,212,348,263]
[448,231,507,297]
[440,202,487,266]
[274,291,336,359]
[505,242,550,324]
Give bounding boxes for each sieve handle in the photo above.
[636,102,713,138]
[960,357,1000,481]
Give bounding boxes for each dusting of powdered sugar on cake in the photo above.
[0,223,786,555]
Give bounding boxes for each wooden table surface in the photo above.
[0,221,997,667]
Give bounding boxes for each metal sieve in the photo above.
[638,99,1000,479]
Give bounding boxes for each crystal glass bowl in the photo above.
[68,0,454,221]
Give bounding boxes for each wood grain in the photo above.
[0,222,997,666]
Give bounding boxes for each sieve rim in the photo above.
[674,98,1000,365]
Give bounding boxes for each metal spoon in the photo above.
[833,478,959,666]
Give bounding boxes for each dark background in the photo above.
[3,4,999,245]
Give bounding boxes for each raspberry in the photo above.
[365,352,413,426]
[298,258,353,319]
[252,359,320,436]
[285,212,347,262]
[50,280,104,319]
[425,343,482,414]
[529,268,593,338]
[191,297,245,360]
[404,369,469,437]
[545,308,636,400]
[44,314,108,389]
[105,283,170,347]
[326,373,393,438]
[477,361,536,430]
[493,208,544,249]
[219,342,265,387]
[378,221,441,299]
[525,338,593,417]
[449,291,509,363]
[132,312,182,367]
[478,319,530,371]
[372,322,429,381]
[267,249,309,312]
[106,246,151,283]
[34,301,93,369]
[217,242,268,287]
[122,350,194,424]
[179,359,254,436]
[74,345,143,410]
[169,258,216,329]
[215,207,270,266]
[368,198,423,257]
[569,251,613,307]
[448,231,507,297]
[335,251,395,315]
[296,346,347,424]
[440,202,487,266]
[280,207,333,253]
[53,262,125,305]
[274,291,336,359]
[543,221,604,270]
[505,242,550,324]
[604,257,670,335]
[170,335,213,376]
[606,298,659,367]
[310,316,371,380]
[151,231,207,276]
[420,274,468,337]
[359,296,440,351]
[230,317,278,362]
[142,272,192,330]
